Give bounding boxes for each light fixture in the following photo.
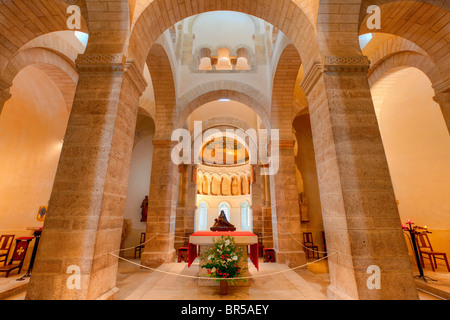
[218,99,230,102]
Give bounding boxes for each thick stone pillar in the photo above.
[302,57,418,300]
[269,141,306,268]
[0,79,12,116]
[26,55,147,300]
[141,140,178,267]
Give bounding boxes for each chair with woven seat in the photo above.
[303,232,319,259]
[0,235,15,266]
[416,233,450,272]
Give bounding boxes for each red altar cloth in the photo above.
[188,231,259,271]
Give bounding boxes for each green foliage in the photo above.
[200,235,247,284]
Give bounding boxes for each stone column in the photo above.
[262,173,273,249]
[184,165,198,234]
[141,140,178,268]
[251,165,264,236]
[302,57,418,300]
[432,89,450,134]
[175,165,186,251]
[0,79,12,116]
[269,141,306,268]
[26,56,147,300]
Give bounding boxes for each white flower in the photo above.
[225,240,231,246]
[211,267,216,273]
[232,255,238,261]
[208,255,213,260]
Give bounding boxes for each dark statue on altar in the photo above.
[140,196,148,222]
[211,210,236,231]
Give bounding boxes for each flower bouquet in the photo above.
[200,235,247,294]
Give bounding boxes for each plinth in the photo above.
[189,231,259,287]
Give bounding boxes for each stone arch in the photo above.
[2,47,78,112]
[146,43,177,140]
[133,110,155,149]
[221,174,231,196]
[0,0,89,74]
[127,0,322,78]
[271,44,302,139]
[368,51,441,87]
[365,34,428,69]
[359,1,449,80]
[177,86,271,130]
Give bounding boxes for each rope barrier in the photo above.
[108,232,339,281]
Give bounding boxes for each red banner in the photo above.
[249,243,259,271]
[188,243,197,268]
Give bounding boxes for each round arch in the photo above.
[359,1,449,81]
[367,51,441,88]
[127,0,322,79]
[177,88,271,130]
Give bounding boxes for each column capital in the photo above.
[75,53,126,73]
[323,56,370,73]
[124,58,148,95]
[301,61,322,96]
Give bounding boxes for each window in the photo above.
[198,202,208,231]
[218,202,231,221]
[240,201,251,231]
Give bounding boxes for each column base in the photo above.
[96,287,120,300]
[327,284,356,300]
[141,249,176,268]
[276,250,306,269]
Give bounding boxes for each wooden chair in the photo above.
[177,233,192,263]
[0,237,32,278]
[416,233,450,272]
[303,232,319,259]
[178,247,189,263]
[0,235,15,266]
[263,248,276,263]
[134,232,146,259]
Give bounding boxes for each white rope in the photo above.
[108,232,339,281]
[108,251,337,281]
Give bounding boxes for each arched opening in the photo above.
[371,66,450,261]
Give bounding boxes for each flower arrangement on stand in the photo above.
[200,235,247,295]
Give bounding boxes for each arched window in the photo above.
[198,202,208,231]
[218,202,231,221]
[240,201,251,231]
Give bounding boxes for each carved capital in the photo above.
[300,61,322,96]
[324,56,370,73]
[124,59,148,95]
[75,53,126,73]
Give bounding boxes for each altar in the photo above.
[188,231,259,287]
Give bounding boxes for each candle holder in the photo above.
[402,220,435,282]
